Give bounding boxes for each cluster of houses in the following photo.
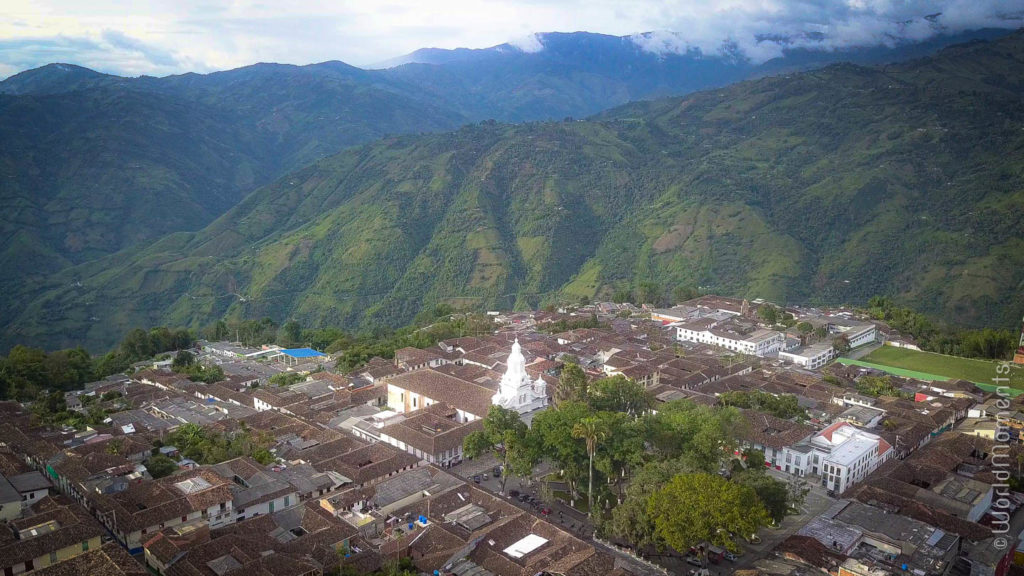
[0,294,1021,576]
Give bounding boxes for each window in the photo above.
[50,551,57,564]
[82,540,89,551]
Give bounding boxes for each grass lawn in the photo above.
[854,345,1024,389]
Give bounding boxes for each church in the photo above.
[384,338,548,421]
[491,339,548,414]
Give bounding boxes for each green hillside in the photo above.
[7,33,1024,351]
[0,66,466,302]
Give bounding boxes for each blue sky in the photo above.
[1,0,1021,79]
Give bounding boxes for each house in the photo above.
[394,347,447,371]
[737,410,815,470]
[0,496,106,576]
[88,469,234,553]
[800,422,894,494]
[32,542,147,576]
[7,472,50,509]
[209,458,300,523]
[676,318,785,357]
[779,342,837,370]
[379,403,484,467]
[0,475,21,522]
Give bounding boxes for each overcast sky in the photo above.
[1,0,1022,79]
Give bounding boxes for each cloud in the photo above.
[0,32,190,78]
[0,0,1021,78]
[627,0,1024,63]
[508,33,545,53]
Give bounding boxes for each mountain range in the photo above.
[4,30,1023,352]
[0,29,1010,279]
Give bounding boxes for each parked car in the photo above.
[723,551,738,562]
[493,466,503,477]
[472,475,481,484]
[685,556,703,567]
[540,507,552,515]
[508,490,520,498]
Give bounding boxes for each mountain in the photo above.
[0,63,114,95]
[8,32,1023,352]
[0,28,1011,286]
[0,62,467,290]
[375,29,1014,121]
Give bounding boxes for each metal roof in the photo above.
[280,348,326,358]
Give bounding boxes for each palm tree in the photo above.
[572,417,606,517]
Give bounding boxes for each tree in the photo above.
[279,321,302,347]
[607,459,694,551]
[572,417,607,516]
[554,363,588,407]
[637,281,661,305]
[673,285,699,303]
[796,322,813,334]
[832,334,851,355]
[733,470,790,523]
[741,448,765,470]
[719,391,806,421]
[531,401,592,499]
[648,473,770,552]
[593,411,646,504]
[856,375,907,398]
[462,405,532,494]
[145,454,179,479]
[172,350,195,369]
[757,305,778,326]
[644,401,742,472]
[587,375,652,416]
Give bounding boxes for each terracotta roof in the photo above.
[387,368,496,418]
[739,409,814,450]
[30,542,147,576]
[380,404,484,455]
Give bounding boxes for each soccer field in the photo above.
[858,345,1024,389]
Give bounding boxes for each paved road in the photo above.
[732,470,834,570]
[450,457,597,535]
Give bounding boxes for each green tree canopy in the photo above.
[554,363,589,407]
[648,473,770,552]
[145,453,179,479]
[587,375,652,416]
[732,470,790,523]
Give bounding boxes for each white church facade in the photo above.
[492,339,548,414]
[385,338,548,420]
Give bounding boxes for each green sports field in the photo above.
[847,345,1024,389]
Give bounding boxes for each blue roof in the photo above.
[281,347,326,358]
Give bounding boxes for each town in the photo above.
[0,294,1022,576]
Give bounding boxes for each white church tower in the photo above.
[492,339,548,413]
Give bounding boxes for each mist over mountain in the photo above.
[6,31,1022,352]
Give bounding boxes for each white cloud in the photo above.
[0,0,1021,78]
[508,33,545,53]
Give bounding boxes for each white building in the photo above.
[828,319,878,349]
[779,342,837,369]
[492,339,548,414]
[784,422,894,494]
[676,319,785,357]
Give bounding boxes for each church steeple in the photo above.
[491,338,548,413]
